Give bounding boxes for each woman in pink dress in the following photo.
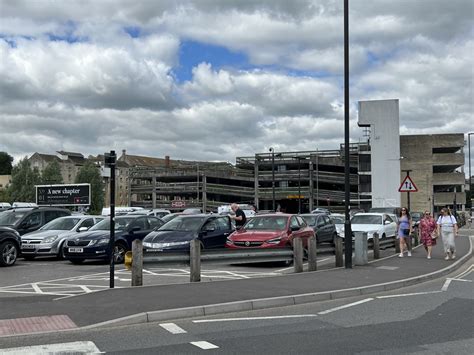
[419,211,437,259]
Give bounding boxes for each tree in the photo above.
[0,152,14,175]
[41,160,63,184]
[75,161,104,214]
[8,157,42,202]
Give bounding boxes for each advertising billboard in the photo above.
[36,184,91,206]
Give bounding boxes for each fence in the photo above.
[125,233,403,286]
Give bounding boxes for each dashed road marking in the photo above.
[160,322,187,334]
[318,298,374,315]
[190,341,219,350]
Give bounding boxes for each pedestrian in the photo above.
[397,207,412,257]
[230,203,247,229]
[436,207,458,260]
[419,211,437,259]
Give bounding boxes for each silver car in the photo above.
[21,215,104,259]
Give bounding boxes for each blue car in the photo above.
[142,214,233,252]
[63,215,164,264]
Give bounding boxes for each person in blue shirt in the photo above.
[397,207,413,257]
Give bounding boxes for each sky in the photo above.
[0,0,472,171]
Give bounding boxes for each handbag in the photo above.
[431,232,438,240]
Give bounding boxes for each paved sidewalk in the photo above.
[1,232,472,334]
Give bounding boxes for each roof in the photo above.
[57,151,84,158]
[29,153,61,163]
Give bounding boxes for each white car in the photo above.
[330,213,345,237]
[341,213,397,239]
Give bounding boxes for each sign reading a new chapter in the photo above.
[36,183,91,206]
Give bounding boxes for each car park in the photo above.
[21,215,104,260]
[300,213,337,244]
[226,214,314,249]
[143,214,233,252]
[0,207,71,235]
[342,213,397,239]
[0,226,21,267]
[63,215,164,264]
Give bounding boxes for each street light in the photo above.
[269,148,275,211]
[468,133,473,209]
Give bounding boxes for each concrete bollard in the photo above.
[307,236,317,271]
[190,239,201,282]
[335,236,343,267]
[131,239,143,287]
[395,236,401,253]
[373,232,380,259]
[354,232,368,265]
[293,237,304,273]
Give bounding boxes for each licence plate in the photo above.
[147,248,163,252]
[68,248,83,253]
[22,244,36,249]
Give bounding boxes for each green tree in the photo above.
[0,152,14,175]
[8,157,42,202]
[75,161,104,214]
[41,160,63,184]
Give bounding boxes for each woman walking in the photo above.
[419,211,437,259]
[436,208,458,260]
[397,207,413,257]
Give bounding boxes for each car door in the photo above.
[125,217,150,248]
[17,211,42,235]
[383,214,396,237]
[314,215,326,242]
[200,217,221,249]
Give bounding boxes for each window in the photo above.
[148,217,162,229]
[290,216,300,229]
[79,218,95,229]
[216,217,231,230]
[203,219,218,231]
[132,217,148,230]
[316,216,325,227]
[296,216,307,227]
[24,212,41,227]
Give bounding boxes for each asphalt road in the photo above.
[2,261,472,354]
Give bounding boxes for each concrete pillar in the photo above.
[307,236,317,271]
[309,160,314,212]
[202,175,207,212]
[131,239,143,286]
[190,239,201,282]
[293,237,304,273]
[152,175,157,209]
[254,155,259,209]
[373,232,380,259]
[335,236,343,267]
[354,232,368,265]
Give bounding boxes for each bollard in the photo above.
[406,233,412,252]
[395,236,401,253]
[354,232,368,265]
[293,237,304,273]
[307,236,317,271]
[190,239,201,282]
[335,236,343,267]
[413,229,419,246]
[373,232,380,259]
[131,239,143,287]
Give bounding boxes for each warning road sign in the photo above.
[398,175,418,192]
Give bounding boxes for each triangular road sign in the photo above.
[399,175,418,192]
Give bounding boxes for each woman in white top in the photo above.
[436,208,458,260]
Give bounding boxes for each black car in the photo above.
[142,214,233,252]
[0,207,71,235]
[0,226,21,266]
[63,215,164,264]
[300,213,337,243]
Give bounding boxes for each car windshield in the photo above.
[161,214,179,223]
[40,217,81,231]
[300,215,317,226]
[0,211,26,225]
[411,212,422,221]
[351,215,382,225]
[331,216,345,224]
[243,216,287,231]
[158,216,205,232]
[89,217,134,231]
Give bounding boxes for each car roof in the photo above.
[352,213,385,216]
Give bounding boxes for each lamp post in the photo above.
[269,148,276,211]
[469,133,473,209]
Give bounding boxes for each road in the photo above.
[2,262,472,354]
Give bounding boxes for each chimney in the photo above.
[165,155,170,168]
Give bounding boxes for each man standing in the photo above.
[230,203,246,229]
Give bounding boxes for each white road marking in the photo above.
[441,279,452,291]
[318,298,374,315]
[31,283,43,294]
[377,291,444,299]
[0,341,103,354]
[193,314,317,323]
[376,266,399,270]
[190,341,219,350]
[448,278,472,283]
[79,285,93,293]
[159,322,187,334]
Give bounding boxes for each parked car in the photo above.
[0,202,12,212]
[341,213,397,239]
[142,214,233,252]
[311,207,331,215]
[63,215,164,264]
[21,215,104,260]
[226,214,314,249]
[0,207,71,235]
[0,226,21,267]
[300,213,337,244]
[128,209,171,218]
[330,213,345,237]
[411,212,423,227]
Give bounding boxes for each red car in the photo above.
[225,214,315,249]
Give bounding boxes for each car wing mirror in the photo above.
[78,226,89,232]
[290,226,300,232]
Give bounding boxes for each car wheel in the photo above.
[23,255,35,261]
[70,258,85,265]
[113,242,127,264]
[0,241,19,267]
[57,242,66,260]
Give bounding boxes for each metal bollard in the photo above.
[335,236,343,267]
[307,236,317,271]
[293,237,304,273]
[373,232,380,259]
[190,239,201,282]
[131,239,143,287]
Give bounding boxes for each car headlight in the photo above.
[144,241,190,248]
[266,237,282,245]
[226,237,233,245]
[43,235,59,243]
[96,239,110,246]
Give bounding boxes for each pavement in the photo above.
[1,229,472,337]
